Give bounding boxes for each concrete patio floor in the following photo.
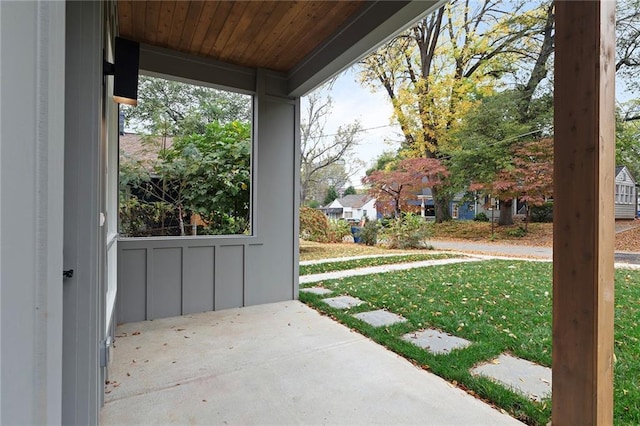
[101,301,522,425]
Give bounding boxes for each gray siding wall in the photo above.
[615,202,636,219]
[117,67,298,323]
[118,239,268,322]
[0,2,66,424]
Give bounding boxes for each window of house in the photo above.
[119,75,253,237]
[344,211,353,219]
[452,203,459,219]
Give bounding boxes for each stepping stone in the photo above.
[402,329,471,354]
[321,295,364,309]
[300,287,332,295]
[352,309,407,327]
[470,353,552,401]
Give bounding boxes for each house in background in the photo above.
[321,194,377,221]
[615,165,637,219]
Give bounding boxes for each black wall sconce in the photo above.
[104,37,140,106]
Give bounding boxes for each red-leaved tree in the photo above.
[472,138,553,227]
[363,158,449,217]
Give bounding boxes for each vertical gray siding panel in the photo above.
[149,248,182,319]
[215,245,244,310]
[253,98,295,303]
[183,246,215,314]
[118,249,147,323]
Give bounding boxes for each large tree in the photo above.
[122,75,251,137]
[360,0,553,222]
[300,89,362,205]
[616,0,640,95]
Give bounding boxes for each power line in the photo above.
[304,124,398,141]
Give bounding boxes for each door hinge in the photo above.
[100,337,111,367]
[63,269,74,279]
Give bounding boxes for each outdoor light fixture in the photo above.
[104,37,140,106]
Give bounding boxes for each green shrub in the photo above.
[474,212,489,222]
[505,226,527,238]
[358,220,379,246]
[299,207,331,242]
[328,219,351,243]
[531,202,553,223]
[380,213,430,249]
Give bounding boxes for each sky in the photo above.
[302,67,403,188]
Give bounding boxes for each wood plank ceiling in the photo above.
[117,1,367,73]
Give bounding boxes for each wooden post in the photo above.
[553,1,616,424]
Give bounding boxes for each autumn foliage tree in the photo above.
[471,138,553,228]
[360,0,554,222]
[363,158,448,217]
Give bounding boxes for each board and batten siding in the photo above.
[117,239,274,322]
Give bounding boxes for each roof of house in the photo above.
[119,133,174,169]
[615,165,637,184]
[334,194,374,209]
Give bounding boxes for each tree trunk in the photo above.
[498,199,514,225]
[431,187,451,223]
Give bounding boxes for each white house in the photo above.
[322,195,377,221]
[615,165,637,219]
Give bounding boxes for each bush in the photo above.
[530,202,553,223]
[473,212,489,222]
[505,226,527,238]
[380,213,430,249]
[358,220,379,246]
[328,219,351,243]
[299,207,331,242]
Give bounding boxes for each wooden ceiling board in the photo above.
[155,1,176,47]
[198,1,233,57]
[238,1,297,62]
[117,0,133,38]
[224,1,272,65]
[166,1,189,50]
[218,1,260,63]
[178,1,205,51]
[117,0,371,73]
[251,1,316,67]
[208,2,250,59]
[189,1,220,54]
[271,1,363,70]
[131,1,147,42]
[143,1,161,45]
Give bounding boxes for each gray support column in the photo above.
[0,1,66,424]
[63,1,103,424]
[245,70,299,304]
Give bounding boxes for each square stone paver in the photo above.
[471,353,552,401]
[352,309,407,327]
[300,287,333,295]
[321,295,364,309]
[402,329,471,354]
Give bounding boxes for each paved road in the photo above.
[429,239,640,265]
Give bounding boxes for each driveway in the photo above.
[428,239,640,265]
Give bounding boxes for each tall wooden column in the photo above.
[553,1,616,424]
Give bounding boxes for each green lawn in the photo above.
[300,260,640,426]
[299,253,459,275]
